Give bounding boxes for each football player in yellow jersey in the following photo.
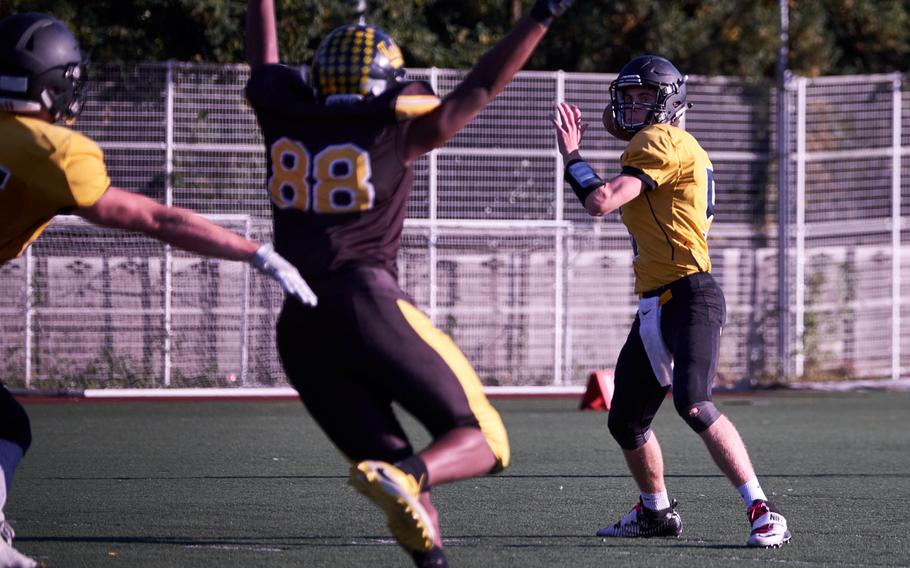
[0,12,318,567]
[552,55,790,548]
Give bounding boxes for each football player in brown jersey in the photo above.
[0,12,317,567]
[246,0,573,565]
[552,55,791,548]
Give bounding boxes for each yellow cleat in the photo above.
[349,460,436,551]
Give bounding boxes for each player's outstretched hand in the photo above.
[530,0,575,24]
[551,102,588,157]
[251,243,318,307]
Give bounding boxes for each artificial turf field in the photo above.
[7,391,910,567]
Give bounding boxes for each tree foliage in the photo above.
[2,0,908,76]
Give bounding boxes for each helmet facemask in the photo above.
[38,60,85,123]
[611,85,663,133]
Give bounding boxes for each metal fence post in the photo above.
[428,67,440,325]
[23,247,33,388]
[892,73,903,381]
[776,0,792,381]
[554,70,566,385]
[794,77,806,378]
[163,60,175,387]
[777,72,793,381]
[240,216,252,386]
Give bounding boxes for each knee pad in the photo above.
[0,390,32,453]
[607,410,652,450]
[677,400,721,433]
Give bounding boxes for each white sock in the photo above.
[737,478,767,508]
[640,490,670,511]
[0,439,25,524]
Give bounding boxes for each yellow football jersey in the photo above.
[619,123,715,293]
[0,113,110,264]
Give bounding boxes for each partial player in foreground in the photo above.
[551,55,791,548]
[245,0,572,565]
[0,12,317,568]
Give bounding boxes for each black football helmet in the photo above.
[0,12,85,122]
[609,55,689,135]
[311,23,405,102]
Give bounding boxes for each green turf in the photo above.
[7,392,910,567]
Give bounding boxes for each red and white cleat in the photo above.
[747,500,791,548]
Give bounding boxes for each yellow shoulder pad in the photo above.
[394,94,440,122]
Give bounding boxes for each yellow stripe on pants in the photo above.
[396,299,511,471]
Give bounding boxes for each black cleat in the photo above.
[411,546,448,568]
[597,498,683,538]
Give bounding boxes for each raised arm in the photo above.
[74,187,317,306]
[246,0,279,68]
[402,0,574,161]
[552,102,643,217]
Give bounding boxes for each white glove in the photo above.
[250,243,318,307]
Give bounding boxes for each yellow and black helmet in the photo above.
[311,24,405,101]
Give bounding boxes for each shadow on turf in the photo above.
[16,535,761,552]
[17,535,401,547]
[36,472,910,481]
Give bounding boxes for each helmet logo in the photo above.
[376,40,403,69]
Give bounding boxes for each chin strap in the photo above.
[668,102,694,124]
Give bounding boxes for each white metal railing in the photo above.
[2,66,909,389]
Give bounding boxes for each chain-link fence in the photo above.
[1,63,906,389]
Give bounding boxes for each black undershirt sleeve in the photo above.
[621,165,657,191]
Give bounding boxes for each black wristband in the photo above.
[565,159,604,205]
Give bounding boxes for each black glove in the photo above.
[530,0,574,25]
